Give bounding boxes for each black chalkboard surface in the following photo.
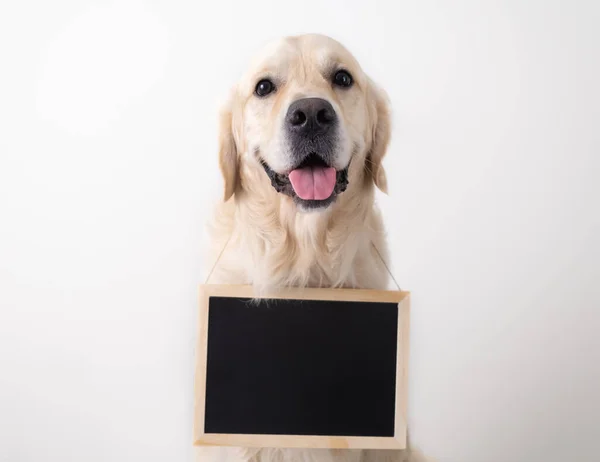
[194,285,410,450]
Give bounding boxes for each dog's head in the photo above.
[218,34,391,212]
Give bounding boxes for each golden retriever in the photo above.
[199,33,429,462]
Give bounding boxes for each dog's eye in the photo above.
[255,79,275,97]
[333,70,353,88]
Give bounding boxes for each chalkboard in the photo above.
[194,285,410,450]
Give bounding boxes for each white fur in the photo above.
[197,34,432,462]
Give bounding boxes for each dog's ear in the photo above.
[217,95,240,202]
[366,78,392,194]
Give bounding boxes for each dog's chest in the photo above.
[208,203,389,291]
[228,231,385,290]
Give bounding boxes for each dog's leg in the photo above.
[249,448,363,462]
[195,446,255,462]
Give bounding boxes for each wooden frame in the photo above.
[193,284,410,450]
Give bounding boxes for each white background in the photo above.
[1,1,599,461]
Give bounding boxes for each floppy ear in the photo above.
[217,97,240,202]
[366,78,392,194]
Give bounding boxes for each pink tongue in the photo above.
[288,166,337,200]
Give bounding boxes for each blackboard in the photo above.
[194,285,410,449]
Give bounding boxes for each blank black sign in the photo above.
[204,296,399,437]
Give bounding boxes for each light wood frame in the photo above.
[193,284,410,450]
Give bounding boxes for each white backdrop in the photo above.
[1,1,599,462]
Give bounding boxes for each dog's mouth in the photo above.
[261,153,349,209]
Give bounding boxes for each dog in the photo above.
[199,34,428,462]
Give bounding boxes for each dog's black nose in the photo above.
[286,98,337,136]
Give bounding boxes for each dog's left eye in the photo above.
[255,79,275,97]
[333,70,353,88]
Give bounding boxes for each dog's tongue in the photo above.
[288,166,337,200]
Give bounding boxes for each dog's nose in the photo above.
[286,98,337,136]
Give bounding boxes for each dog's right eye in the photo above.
[255,79,275,97]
